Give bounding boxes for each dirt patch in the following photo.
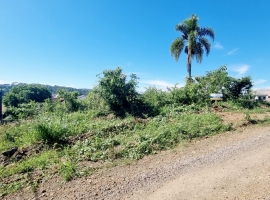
[217,111,270,127]
[67,132,93,145]
[1,142,46,167]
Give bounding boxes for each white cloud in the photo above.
[139,79,182,91]
[213,42,224,49]
[141,80,174,87]
[253,79,267,85]
[230,64,250,75]
[226,48,239,55]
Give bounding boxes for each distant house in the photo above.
[51,94,64,102]
[78,95,87,100]
[51,94,58,102]
[51,94,87,102]
[254,89,270,102]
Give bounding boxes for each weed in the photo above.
[59,160,77,182]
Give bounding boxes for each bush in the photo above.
[32,112,92,144]
[229,98,257,109]
[33,117,68,144]
[95,67,151,117]
[96,67,138,115]
[142,87,170,115]
[85,91,110,117]
[4,101,41,120]
[57,89,80,112]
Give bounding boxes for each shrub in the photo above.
[96,67,138,115]
[59,160,78,182]
[33,113,91,144]
[4,101,41,120]
[85,91,110,117]
[33,118,68,144]
[142,87,170,115]
[57,89,80,112]
[95,67,151,117]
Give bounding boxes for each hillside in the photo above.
[2,113,270,200]
[1,83,91,96]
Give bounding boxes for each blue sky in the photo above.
[0,0,270,91]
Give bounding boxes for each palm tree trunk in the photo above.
[187,54,192,79]
[187,63,191,79]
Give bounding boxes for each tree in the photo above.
[195,65,230,95]
[95,67,139,116]
[195,66,253,100]
[170,14,215,80]
[223,76,253,100]
[3,84,51,107]
[168,66,253,106]
[57,89,79,112]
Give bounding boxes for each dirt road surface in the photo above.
[5,125,270,200]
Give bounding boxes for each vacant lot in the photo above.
[3,112,270,200]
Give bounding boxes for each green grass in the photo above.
[0,151,58,177]
[0,150,58,195]
[1,101,270,195]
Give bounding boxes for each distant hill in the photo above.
[1,83,91,96]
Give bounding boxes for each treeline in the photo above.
[45,85,91,95]
[1,83,91,95]
[2,66,255,121]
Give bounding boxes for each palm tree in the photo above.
[170,14,215,81]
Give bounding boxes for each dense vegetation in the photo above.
[0,83,90,96]
[1,65,269,196]
[45,84,90,95]
[3,84,51,107]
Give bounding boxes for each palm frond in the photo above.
[198,27,215,40]
[171,14,215,78]
[199,38,211,55]
[182,34,188,40]
[170,37,185,61]
[175,23,188,35]
[195,43,204,63]
[183,14,198,31]
[184,46,188,54]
